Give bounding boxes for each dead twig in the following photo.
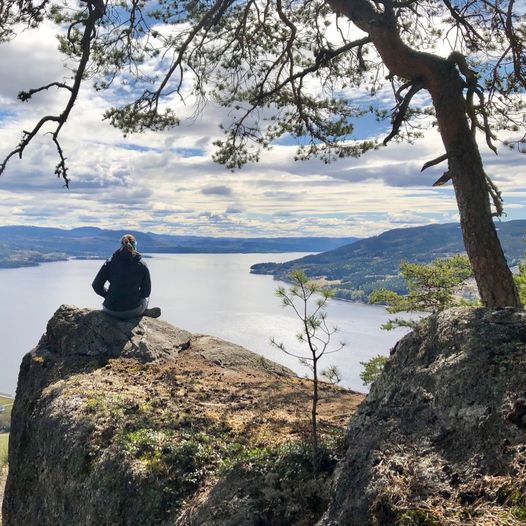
[383,79,424,145]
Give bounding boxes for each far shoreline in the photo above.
[0,252,392,308]
[0,250,315,271]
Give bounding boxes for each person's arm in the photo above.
[140,263,152,298]
[92,261,109,298]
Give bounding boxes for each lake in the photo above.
[0,253,412,395]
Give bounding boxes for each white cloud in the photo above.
[0,19,524,238]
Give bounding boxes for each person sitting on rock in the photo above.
[92,234,161,319]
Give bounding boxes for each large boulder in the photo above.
[321,307,526,525]
[2,305,361,526]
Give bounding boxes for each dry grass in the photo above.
[66,340,363,454]
[373,446,526,526]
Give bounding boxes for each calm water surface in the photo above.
[0,253,411,395]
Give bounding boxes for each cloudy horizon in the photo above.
[0,20,524,239]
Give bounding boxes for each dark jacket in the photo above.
[92,250,151,311]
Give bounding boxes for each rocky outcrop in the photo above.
[321,307,526,526]
[44,304,193,361]
[2,305,361,526]
[6,305,525,526]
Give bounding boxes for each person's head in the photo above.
[120,234,137,255]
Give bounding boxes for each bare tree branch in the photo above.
[383,79,424,145]
[18,82,73,102]
[432,171,452,187]
[0,0,105,186]
[421,153,448,172]
[442,0,484,46]
[251,37,371,105]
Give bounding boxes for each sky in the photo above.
[0,18,524,238]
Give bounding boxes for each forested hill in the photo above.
[250,220,526,301]
[0,226,357,268]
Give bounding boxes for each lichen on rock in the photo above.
[321,307,526,526]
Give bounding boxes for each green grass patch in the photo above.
[217,440,341,525]
[121,428,216,480]
[0,394,14,433]
[0,433,9,467]
[397,509,444,526]
[112,428,220,515]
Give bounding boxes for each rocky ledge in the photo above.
[2,305,361,526]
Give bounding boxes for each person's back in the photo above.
[92,234,161,319]
[102,249,149,311]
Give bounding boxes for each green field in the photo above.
[0,395,13,433]
[0,395,13,468]
[0,432,8,467]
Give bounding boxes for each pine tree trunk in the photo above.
[427,65,521,307]
[325,0,521,307]
[312,360,319,470]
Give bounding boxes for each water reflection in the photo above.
[0,253,413,394]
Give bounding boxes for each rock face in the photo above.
[2,305,361,526]
[321,307,526,525]
[45,304,193,361]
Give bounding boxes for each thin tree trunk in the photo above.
[326,0,521,307]
[312,359,319,470]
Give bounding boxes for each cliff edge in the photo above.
[2,305,361,526]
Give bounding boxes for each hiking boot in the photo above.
[143,307,161,318]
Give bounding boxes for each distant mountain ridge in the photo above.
[0,225,357,268]
[250,220,526,301]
